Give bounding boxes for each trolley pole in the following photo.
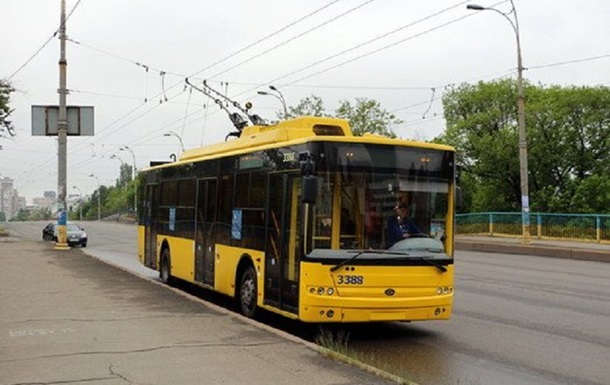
[55,0,70,250]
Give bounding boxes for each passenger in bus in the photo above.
[340,207,355,234]
[386,203,422,247]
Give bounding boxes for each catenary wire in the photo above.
[6,0,83,81]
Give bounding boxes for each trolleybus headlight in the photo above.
[436,287,443,295]
[309,287,316,294]
[443,287,449,294]
[327,310,335,318]
[327,288,334,295]
[317,287,325,295]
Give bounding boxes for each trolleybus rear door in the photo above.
[144,184,159,269]
[195,178,217,286]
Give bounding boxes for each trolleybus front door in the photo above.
[265,173,301,314]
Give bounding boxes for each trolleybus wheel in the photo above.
[239,266,258,318]
[160,248,173,285]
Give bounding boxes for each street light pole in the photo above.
[119,146,136,181]
[269,85,288,119]
[164,132,185,153]
[119,146,137,212]
[110,153,126,166]
[72,185,82,221]
[467,1,530,242]
[88,174,101,221]
[258,90,288,120]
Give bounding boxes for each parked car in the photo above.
[42,222,88,247]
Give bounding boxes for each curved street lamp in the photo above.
[72,185,82,221]
[110,154,126,166]
[119,146,137,181]
[88,173,101,221]
[467,1,530,242]
[258,85,288,120]
[164,131,185,153]
[119,146,137,212]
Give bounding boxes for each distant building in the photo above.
[32,195,56,211]
[0,177,24,220]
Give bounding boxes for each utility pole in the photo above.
[467,1,530,243]
[55,0,69,250]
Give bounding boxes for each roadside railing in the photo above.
[456,212,610,243]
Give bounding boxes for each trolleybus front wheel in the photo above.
[239,266,258,318]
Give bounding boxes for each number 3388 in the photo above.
[337,275,364,285]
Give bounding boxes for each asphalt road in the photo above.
[7,221,610,385]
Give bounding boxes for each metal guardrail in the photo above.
[456,212,610,243]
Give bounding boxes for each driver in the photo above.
[386,203,422,248]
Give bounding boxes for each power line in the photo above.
[258,0,470,90]
[57,0,352,162]
[188,0,346,79]
[66,37,186,78]
[80,0,483,157]
[6,0,83,81]
[283,10,480,87]
[206,0,378,80]
[528,53,610,70]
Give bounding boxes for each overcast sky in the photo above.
[2,0,608,204]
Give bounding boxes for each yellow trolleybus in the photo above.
[137,115,456,323]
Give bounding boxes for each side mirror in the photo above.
[302,176,318,204]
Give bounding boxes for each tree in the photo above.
[286,95,401,137]
[286,94,328,118]
[0,79,16,138]
[438,79,610,213]
[335,98,401,137]
[116,163,133,189]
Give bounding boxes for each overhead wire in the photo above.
[281,9,483,88]
[205,0,378,80]
[58,0,352,164]
[252,0,471,91]
[18,0,605,188]
[528,53,610,70]
[6,0,83,81]
[187,0,346,80]
[90,0,492,153]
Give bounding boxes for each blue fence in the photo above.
[456,212,610,243]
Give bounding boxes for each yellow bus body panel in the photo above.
[213,244,265,299]
[137,225,145,265]
[160,236,195,282]
[298,262,454,323]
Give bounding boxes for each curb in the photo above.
[455,240,610,263]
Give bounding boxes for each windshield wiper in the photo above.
[416,257,447,273]
[329,250,407,272]
[328,251,447,273]
[330,251,365,272]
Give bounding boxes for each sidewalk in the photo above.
[456,235,610,262]
[0,239,401,385]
